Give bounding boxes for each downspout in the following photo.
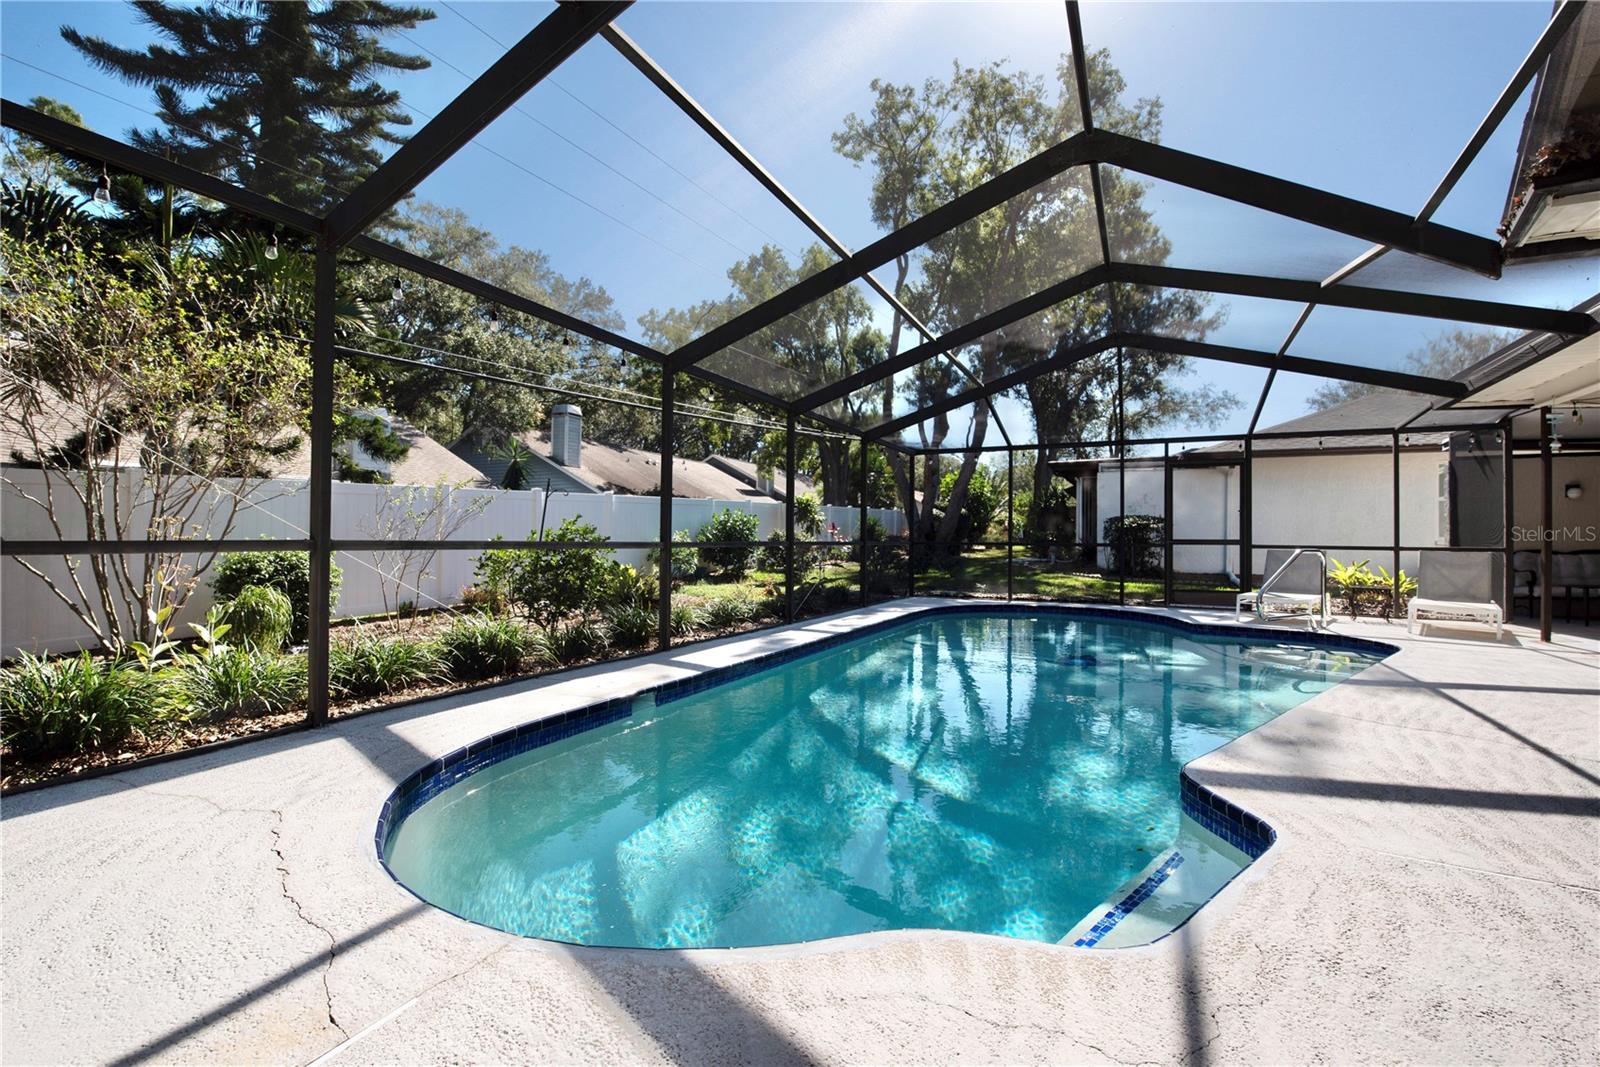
[1222,465,1239,586]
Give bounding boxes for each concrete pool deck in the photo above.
[3,599,1596,1065]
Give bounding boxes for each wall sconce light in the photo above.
[1566,482,1583,500]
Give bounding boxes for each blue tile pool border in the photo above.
[1179,770,1276,860]
[650,602,1397,708]
[375,602,1382,930]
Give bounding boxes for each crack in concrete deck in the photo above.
[269,811,348,1043]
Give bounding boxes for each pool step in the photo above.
[1063,850,1185,948]
[1062,814,1253,949]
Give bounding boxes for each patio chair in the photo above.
[1511,549,1540,615]
[1236,549,1329,628]
[1552,552,1600,625]
[1407,551,1504,638]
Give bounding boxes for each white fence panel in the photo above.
[4,466,910,655]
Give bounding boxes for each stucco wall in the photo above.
[1091,450,1453,578]
[1512,454,1600,551]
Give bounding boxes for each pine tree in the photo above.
[61,1,434,211]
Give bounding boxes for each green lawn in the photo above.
[916,547,1234,603]
[673,548,1235,609]
[675,562,859,606]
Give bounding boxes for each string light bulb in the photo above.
[389,277,402,303]
[264,233,279,261]
[488,307,501,333]
[93,164,111,205]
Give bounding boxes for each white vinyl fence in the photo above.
[1,467,905,655]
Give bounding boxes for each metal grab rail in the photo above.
[1243,548,1329,628]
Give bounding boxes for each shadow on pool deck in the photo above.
[1192,771,1600,816]
[560,948,822,1066]
[1349,663,1600,789]
[103,903,429,1067]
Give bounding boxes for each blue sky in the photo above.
[2,1,1594,445]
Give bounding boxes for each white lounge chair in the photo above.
[1237,549,1329,629]
[1407,551,1503,638]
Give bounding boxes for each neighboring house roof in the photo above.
[0,388,135,468]
[2,389,486,487]
[276,420,491,487]
[455,429,787,501]
[705,455,816,500]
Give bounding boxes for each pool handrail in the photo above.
[1244,548,1329,628]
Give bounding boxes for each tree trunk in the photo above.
[934,400,988,548]
[816,438,852,505]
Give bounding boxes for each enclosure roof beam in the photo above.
[1111,264,1595,335]
[864,332,1469,441]
[0,99,324,236]
[669,130,1505,374]
[793,256,1565,417]
[323,1,630,247]
[866,336,1121,441]
[1130,336,1472,397]
[1093,132,1503,278]
[1319,0,1586,286]
[349,235,657,360]
[345,237,876,440]
[793,266,1112,412]
[665,132,1111,371]
[601,24,1014,447]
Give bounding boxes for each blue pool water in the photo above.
[382,612,1383,948]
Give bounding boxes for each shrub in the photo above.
[211,550,342,642]
[757,531,786,572]
[1103,514,1164,577]
[521,626,556,671]
[471,541,518,613]
[670,603,700,638]
[1328,558,1417,618]
[697,509,762,578]
[701,594,758,630]
[505,519,620,626]
[605,565,657,610]
[0,652,160,757]
[436,615,529,681]
[175,648,307,720]
[794,493,824,537]
[458,584,505,615]
[330,632,443,699]
[548,619,610,664]
[220,585,293,651]
[647,529,697,581]
[854,516,891,564]
[605,603,657,648]
[1028,480,1076,549]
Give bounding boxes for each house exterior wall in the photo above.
[1088,450,1453,578]
[1,467,906,655]
[1512,453,1600,551]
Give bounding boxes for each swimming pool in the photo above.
[379,608,1388,949]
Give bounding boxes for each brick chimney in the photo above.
[551,403,582,467]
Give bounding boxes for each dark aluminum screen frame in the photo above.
[0,0,1579,750]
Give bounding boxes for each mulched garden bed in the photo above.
[1,607,816,793]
